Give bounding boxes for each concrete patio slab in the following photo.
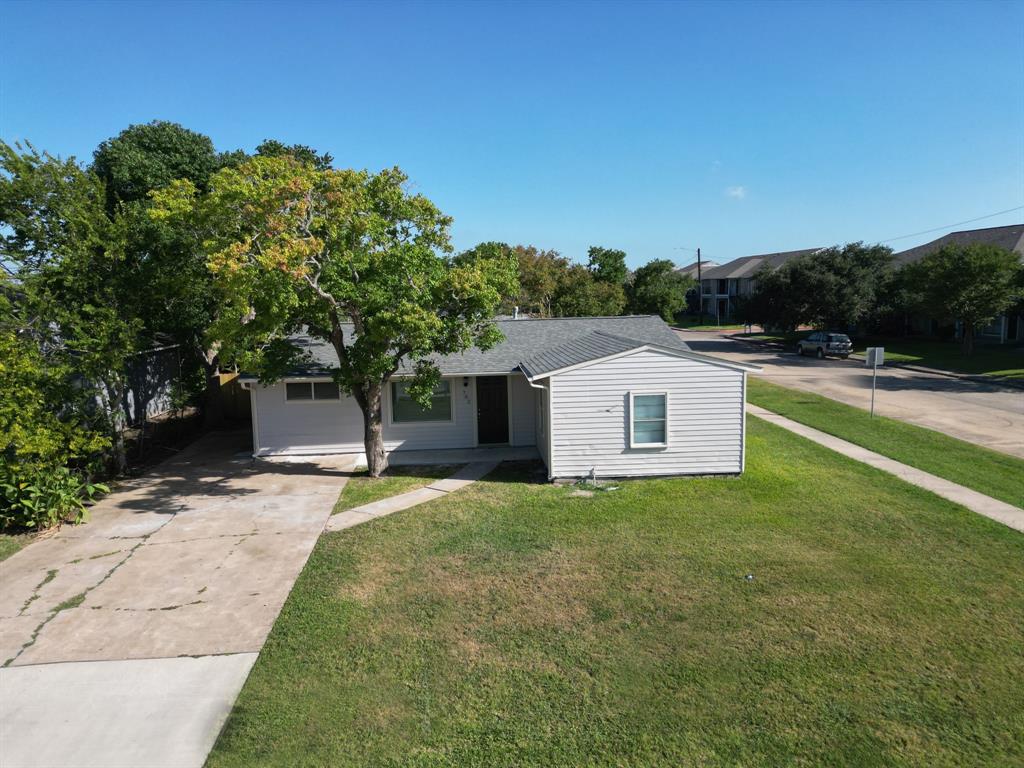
[373,445,540,466]
[0,653,257,768]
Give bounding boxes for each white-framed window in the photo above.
[285,381,340,402]
[629,392,668,448]
[390,379,453,424]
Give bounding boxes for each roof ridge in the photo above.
[496,314,661,322]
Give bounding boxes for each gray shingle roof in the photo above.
[701,248,823,280]
[892,224,1024,267]
[277,315,691,378]
[519,331,652,378]
[676,260,719,277]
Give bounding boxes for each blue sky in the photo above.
[1,0,1022,268]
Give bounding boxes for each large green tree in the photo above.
[92,121,241,426]
[587,246,628,285]
[626,259,694,321]
[741,243,893,332]
[93,120,222,212]
[903,242,1022,354]
[153,157,517,475]
[1,141,139,472]
[553,264,626,316]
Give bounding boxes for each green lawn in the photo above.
[333,464,461,514]
[208,417,1024,767]
[853,339,1024,381]
[0,533,31,562]
[747,378,1024,508]
[674,319,750,332]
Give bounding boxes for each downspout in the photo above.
[523,372,554,481]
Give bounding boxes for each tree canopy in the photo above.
[93,120,222,212]
[152,157,517,475]
[626,259,693,321]
[739,243,893,332]
[587,246,628,285]
[903,242,1022,354]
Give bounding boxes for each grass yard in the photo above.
[674,319,751,332]
[853,339,1024,382]
[333,464,461,513]
[0,532,31,562]
[747,378,1024,508]
[208,417,1024,767]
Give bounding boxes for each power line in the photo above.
[878,206,1024,244]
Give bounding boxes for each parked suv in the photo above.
[797,331,852,359]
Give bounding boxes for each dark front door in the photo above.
[476,376,509,444]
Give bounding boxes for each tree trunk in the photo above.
[962,320,975,356]
[361,384,388,477]
[201,347,224,429]
[101,380,128,475]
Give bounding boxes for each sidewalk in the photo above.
[747,404,1024,533]
[327,461,498,532]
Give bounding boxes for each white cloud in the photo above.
[725,186,747,200]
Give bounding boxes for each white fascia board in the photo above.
[523,344,761,381]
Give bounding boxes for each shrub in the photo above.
[0,463,108,530]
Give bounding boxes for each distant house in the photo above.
[241,316,759,479]
[893,224,1024,343]
[698,248,822,321]
[676,259,718,279]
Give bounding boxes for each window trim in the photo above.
[284,379,341,404]
[387,378,456,427]
[629,391,669,449]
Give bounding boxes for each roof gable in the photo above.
[893,224,1024,266]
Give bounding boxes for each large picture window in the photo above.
[391,380,452,423]
[285,381,340,401]
[630,392,667,448]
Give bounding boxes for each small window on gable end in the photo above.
[286,382,313,401]
[313,382,340,400]
[630,392,667,448]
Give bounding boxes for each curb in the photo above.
[727,333,1024,390]
[847,355,1024,391]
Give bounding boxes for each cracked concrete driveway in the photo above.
[0,431,354,768]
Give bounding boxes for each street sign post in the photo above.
[865,347,884,417]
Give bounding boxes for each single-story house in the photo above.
[241,315,759,480]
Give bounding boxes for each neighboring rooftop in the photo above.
[272,315,692,378]
[892,224,1024,267]
[701,248,823,281]
[676,260,719,278]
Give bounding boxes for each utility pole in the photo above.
[696,247,703,324]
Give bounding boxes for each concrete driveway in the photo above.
[0,431,354,768]
[680,330,1024,458]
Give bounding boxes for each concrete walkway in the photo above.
[0,432,354,768]
[748,404,1024,533]
[327,461,498,532]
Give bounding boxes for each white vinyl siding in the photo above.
[547,348,745,478]
[509,373,537,447]
[255,376,475,455]
[535,384,550,468]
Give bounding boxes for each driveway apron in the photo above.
[0,431,354,768]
